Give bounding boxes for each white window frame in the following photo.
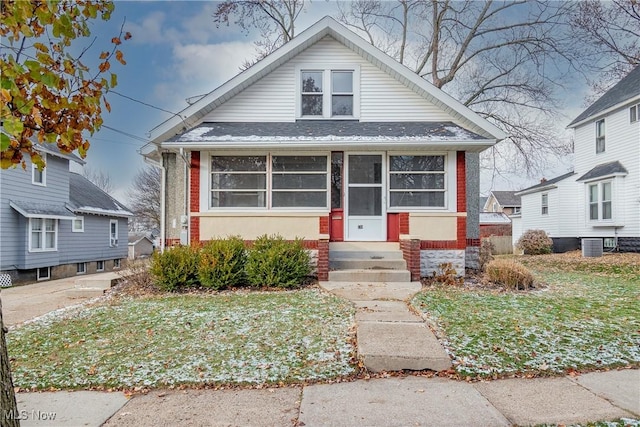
[72,216,84,233]
[96,260,105,272]
[541,193,549,215]
[595,119,605,153]
[37,267,50,281]
[113,259,121,269]
[210,154,268,209]
[296,65,360,119]
[32,153,46,186]
[109,219,118,247]
[203,152,331,212]
[76,262,86,275]
[387,153,448,210]
[29,218,57,252]
[630,104,639,123]
[588,180,613,222]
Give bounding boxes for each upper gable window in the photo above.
[595,119,605,153]
[32,153,46,186]
[298,66,359,119]
[631,104,639,123]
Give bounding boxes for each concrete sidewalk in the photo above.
[15,369,639,426]
[1,272,120,326]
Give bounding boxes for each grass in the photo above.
[412,253,640,378]
[7,289,356,390]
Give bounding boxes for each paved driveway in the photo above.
[1,272,119,326]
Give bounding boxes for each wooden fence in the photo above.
[484,235,513,255]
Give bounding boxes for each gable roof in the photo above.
[68,173,132,217]
[149,16,506,145]
[568,65,640,127]
[515,171,576,196]
[489,191,521,208]
[577,160,628,182]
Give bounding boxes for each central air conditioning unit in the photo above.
[582,238,603,257]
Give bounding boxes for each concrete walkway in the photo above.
[1,272,120,326]
[15,369,639,426]
[319,280,451,372]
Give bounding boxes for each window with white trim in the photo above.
[96,260,104,271]
[299,67,357,118]
[541,193,549,215]
[32,153,46,185]
[37,267,50,281]
[30,218,57,251]
[589,181,612,221]
[631,104,639,123]
[72,216,84,232]
[109,219,118,247]
[76,262,86,274]
[388,155,446,208]
[595,119,605,153]
[210,154,329,209]
[113,259,121,268]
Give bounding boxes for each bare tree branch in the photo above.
[83,168,113,195]
[127,166,161,231]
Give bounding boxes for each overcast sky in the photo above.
[80,1,580,202]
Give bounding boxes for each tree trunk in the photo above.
[1,294,20,426]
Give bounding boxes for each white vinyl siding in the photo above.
[574,105,639,237]
[202,37,456,123]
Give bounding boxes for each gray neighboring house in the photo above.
[483,191,521,215]
[128,233,154,259]
[0,144,131,283]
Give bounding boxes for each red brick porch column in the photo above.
[317,238,329,281]
[189,151,200,244]
[400,238,421,281]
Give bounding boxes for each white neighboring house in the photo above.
[517,65,640,252]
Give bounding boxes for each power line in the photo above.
[101,125,150,143]
[108,90,181,116]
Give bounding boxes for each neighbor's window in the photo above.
[32,153,46,185]
[76,262,86,274]
[301,71,323,116]
[37,267,50,281]
[589,181,612,221]
[30,218,57,251]
[72,216,84,232]
[113,259,121,268]
[210,156,267,208]
[271,155,328,208]
[541,193,549,215]
[596,119,605,153]
[331,71,353,116]
[631,104,639,123]
[96,260,104,272]
[389,155,446,208]
[109,219,118,247]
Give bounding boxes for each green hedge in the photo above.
[150,235,312,291]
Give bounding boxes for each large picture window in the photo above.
[30,218,57,251]
[210,154,328,209]
[388,155,445,208]
[211,156,267,208]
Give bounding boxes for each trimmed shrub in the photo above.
[517,229,553,255]
[246,234,312,288]
[485,259,535,290]
[150,245,200,292]
[198,237,247,290]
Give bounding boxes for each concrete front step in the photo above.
[357,321,452,372]
[329,250,404,260]
[329,269,411,283]
[319,281,422,301]
[329,242,400,251]
[330,258,407,270]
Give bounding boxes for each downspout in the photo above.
[143,155,166,253]
[180,148,189,245]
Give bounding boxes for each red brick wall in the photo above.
[190,151,200,244]
[319,216,329,234]
[456,152,466,249]
[400,238,421,281]
[479,224,512,238]
[317,239,329,281]
[399,212,410,234]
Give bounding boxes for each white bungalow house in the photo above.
[142,16,505,279]
[517,65,640,252]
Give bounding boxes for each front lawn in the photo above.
[412,253,640,378]
[8,289,356,390]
